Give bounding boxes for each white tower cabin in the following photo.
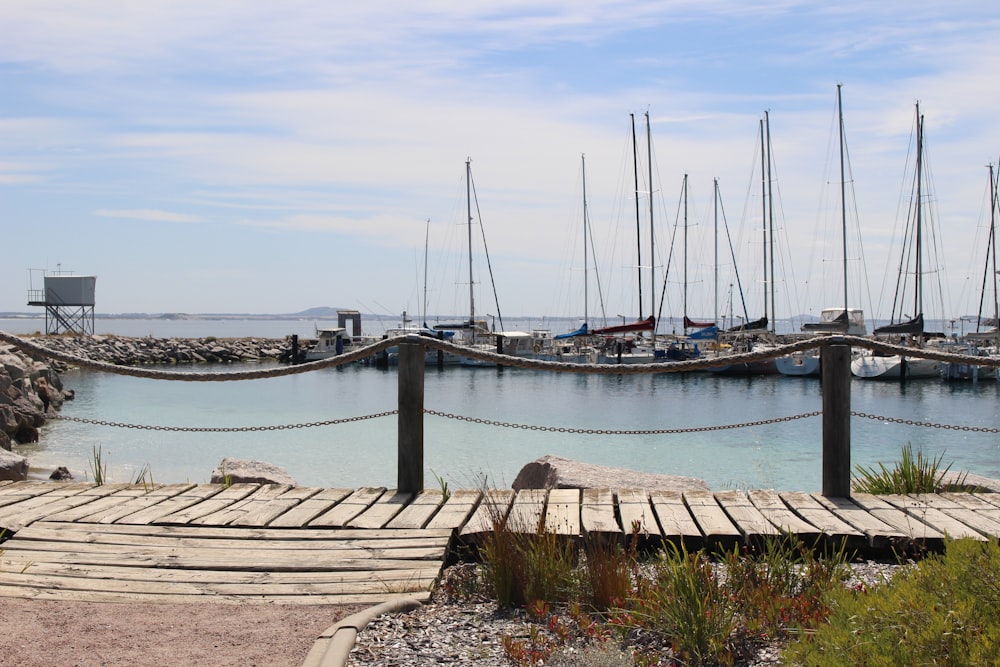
[27,271,97,335]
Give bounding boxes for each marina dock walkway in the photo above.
[1,480,999,605]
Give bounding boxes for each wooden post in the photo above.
[821,343,851,497]
[397,338,425,493]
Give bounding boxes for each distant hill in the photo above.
[292,307,349,317]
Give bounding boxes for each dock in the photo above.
[1,480,999,605]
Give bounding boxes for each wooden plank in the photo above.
[544,488,580,536]
[616,489,658,537]
[228,486,323,527]
[113,484,228,525]
[682,490,741,548]
[45,484,195,523]
[0,584,432,605]
[906,493,1000,539]
[580,488,620,535]
[266,488,353,528]
[506,489,547,533]
[715,490,781,539]
[939,492,1000,528]
[347,491,415,529]
[386,489,444,529]
[155,484,260,525]
[880,494,987,541]
[309,487,387,527]
[778,492,864,550]
[24,521,451,543]
[460,489,514,536]
[811,495,907,550]
[190,484,294,526]
[0,483,124,531]
[847,493,946,543]
[648,490,701,547]
[425,489,482,531]
[746,490,823,541]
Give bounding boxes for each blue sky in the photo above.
[2,1,998,330]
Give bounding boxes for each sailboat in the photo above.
[851,103,943,380]
[942,162,1000,381]
[778,84,868,376]
[708,111,782,375]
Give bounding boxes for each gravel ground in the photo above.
[348,559,907,666]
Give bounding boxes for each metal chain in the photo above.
[48,410,398,432]
[423,409,822,435]
[852,411,1000,433]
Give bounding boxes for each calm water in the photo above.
[4,318,999,491]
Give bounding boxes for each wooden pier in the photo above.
[1,480,999,605]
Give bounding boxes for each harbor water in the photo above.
[3,318,999,491]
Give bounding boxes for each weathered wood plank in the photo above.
[425,489,482,531]
[113,484,229,525]
[714,490,782,541]
[460,489,514,536]
[778,492,864,550]
[0,483,125,530]
[155,484,261,525]
[906,493,1000,539]
[308,487,387,528]
[617,489,658,537]
[682,490,741,548]
[544,488,580,536]
[880,494,987,541]
[746,490,822,541]
[45,484,195,523]
[347,491,415,529]
[648,490,701,548]
[266,488,354,528]
[580,488,620,535]
[0,584,432,605]
[506,489,547,533]
[811,495,907,550]
[228,486,323,527]
[386,489,444,529]
[190,484,294,526]
[847,493,946,543]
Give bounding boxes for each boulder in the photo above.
[210,457,296,486]
[49,466,75,481]
[0,448,29,482]
[512,454,709,492]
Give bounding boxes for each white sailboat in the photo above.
[852,102,943,380]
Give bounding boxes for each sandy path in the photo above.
[0,598,363,666]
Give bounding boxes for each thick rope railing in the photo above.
[3,330,998,380]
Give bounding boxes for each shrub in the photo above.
[783,538,1000,666]
[853,442,968,494]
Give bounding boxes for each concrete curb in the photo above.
[301,598,423,667]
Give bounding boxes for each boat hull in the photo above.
[851,354,941,379]
[775,353,820,377]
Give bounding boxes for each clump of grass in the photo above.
[582,533,636,610]
[130,463,154,491]
[481,513,577,608]
[89,445,108,486]
[853,442,968,494]
[784,538,1000,666]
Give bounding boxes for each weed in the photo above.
[431,470,451,503]
[853,442,968,494]
[89,444,108,486]
[131,463,154,491]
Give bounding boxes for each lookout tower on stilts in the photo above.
[27,268,97,335]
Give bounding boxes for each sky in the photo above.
[2,1,999,331]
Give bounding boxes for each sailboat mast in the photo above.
[631,114,643,320]
[837,84,849,319]
[714,177,719,329]
[582,153,589,327]
[914,104,923,323]
[759,117,768,327]
[646,111,655,331]
[682,173,689,331]
[422,218,430,326]
[466,159,475,339]
[765,111,776,333]
[992,163,999,330]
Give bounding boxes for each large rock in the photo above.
[512,455,709,491]
[0,448,29,481]
[210,457,296,486]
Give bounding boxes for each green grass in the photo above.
[853,442,969,494]
[89,445,108,486]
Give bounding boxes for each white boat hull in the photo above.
[851,354,941,379]
[775,352,820,376]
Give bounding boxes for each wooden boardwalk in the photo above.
[1,480,999,605]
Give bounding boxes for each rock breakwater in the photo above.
[19,334,292,366]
